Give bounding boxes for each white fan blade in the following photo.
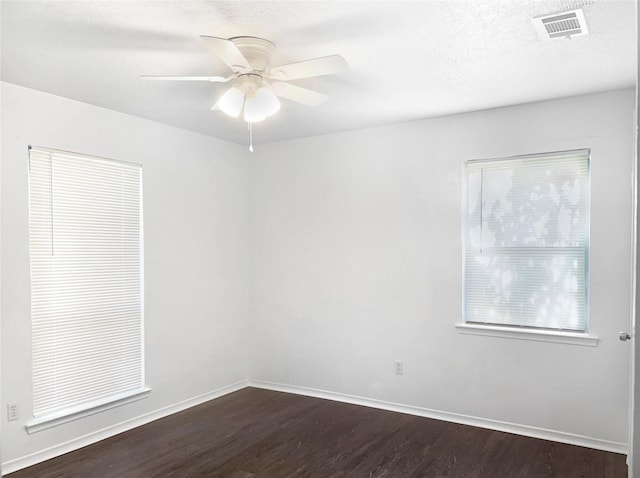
[268,55,348,81]
[200,36,252,73]
[140,75,232,82]
[270,82,329,107]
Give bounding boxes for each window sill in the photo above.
[26,387,151,434]
[455,323,599,347]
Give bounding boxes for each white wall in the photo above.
[249,89,636,448]
[1,82,250,466]
[1,83,635,470]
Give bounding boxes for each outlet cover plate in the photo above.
[394,360,404,375]
[7,402,19,421]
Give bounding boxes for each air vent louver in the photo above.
[533,8,589,40]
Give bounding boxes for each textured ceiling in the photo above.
[1,0,636,146]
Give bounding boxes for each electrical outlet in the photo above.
[7,402,19,421]
[394,360,404,375]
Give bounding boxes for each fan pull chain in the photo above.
[248,122,254,153]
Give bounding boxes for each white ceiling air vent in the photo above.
[532,8,589,40]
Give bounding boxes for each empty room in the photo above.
[1,1,639,477]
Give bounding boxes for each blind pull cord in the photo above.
[480,167,483,254]
[49,153,54,256]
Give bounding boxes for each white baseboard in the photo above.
[2,379,249,475]
[248,379,628,455]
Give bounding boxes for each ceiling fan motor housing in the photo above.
[229,36,276,73]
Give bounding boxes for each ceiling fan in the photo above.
[141,35,349,150]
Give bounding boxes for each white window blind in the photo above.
[29,146,144,420]
[463,149,590,332]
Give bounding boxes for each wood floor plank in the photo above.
[7,387,628,477]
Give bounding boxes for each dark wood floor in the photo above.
[8,387,627,477]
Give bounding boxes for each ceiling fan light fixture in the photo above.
[254,86,280,117]
[243,95,267,123]
[217,86,244,118]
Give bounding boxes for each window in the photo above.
[28,147,146,429]
[462,149,590,333]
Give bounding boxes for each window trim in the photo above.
[25,387,151,434]
[455,322,598,346]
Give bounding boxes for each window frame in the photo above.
[26,146,149,432]
[458,149,598,346]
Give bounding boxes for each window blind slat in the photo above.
[29,146,144,419]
